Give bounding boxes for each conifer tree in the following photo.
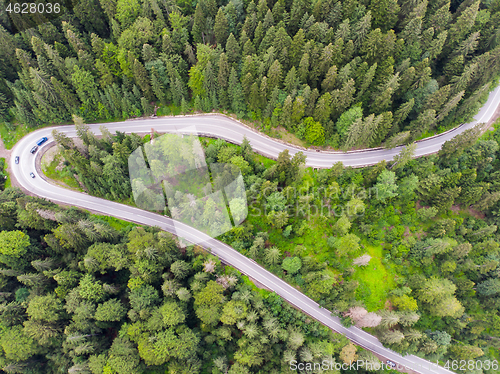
[214,8,229,46]
[150,68,166,104]
[393,98,415,128]
[267,60,283,89]
[133,59,154,100]
[225,33,240,65]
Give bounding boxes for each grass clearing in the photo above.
[273,127,306,147]
[90,214,139,231]
[0,123,31,149]
[41,149,82,190]
[351,242,395,312]
[254,154,276,168]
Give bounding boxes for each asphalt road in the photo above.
[10,84,500,374]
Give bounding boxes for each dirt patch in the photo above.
[274,126,306,147]
[41,144,60,169]
[414,229,426,240]
[468,206,486,219]
[403,226,410,237]
[385,299,394,311]
[0,137,10,159]
[415,200,425,210]
[450,205,460,214]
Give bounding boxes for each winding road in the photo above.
[9,84,500,374]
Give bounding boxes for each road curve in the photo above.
[9,84,500,374]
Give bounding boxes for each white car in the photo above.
[386,360,397,368]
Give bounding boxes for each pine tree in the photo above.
[290,29,306,67]
[281,95,293,129]
[298,53,310,84]
[384,131,411,149]
[258,26,276,54]
[284,67,299,94]
[390,142,416,170]
[203,61,217,100]
[436,90,465,122]
[150,68,166,104]
[438,125,480,163]
[450,63,477,93]
[335,19,351,41]
[225,33,240,65]
[321,65,338,93]
[30,67,57,104]
[424,84,451,112]
[427,1,451,33]
[369,0,400,31]
[192,3,205,44]
[263,9,275,30]
[91,33,105,56]
[228,68,246,115]
[51,77,80,113]
[410,109,436,138]
[353,10,372,48]
[256,0,268,21]
[313,93,332,125]
[372,111,393,145]
[214,8,229,45]
[331,79,355,119]
[133,59,154,100]
[291,96,305,125]
[393,99,415,128]
[454,31,480,58]
[289,0,309,35]
[181,97,189,114]
[356,62,377,101]
[273,27,292,70]
[142,44,157,62]
[272,0,286,23]
[267,60,283,89]
[63,22,88,54]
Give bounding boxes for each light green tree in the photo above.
[0,230,30,266]
[282,257,302,274]
[95,299,127,321]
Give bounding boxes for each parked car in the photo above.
[30,146,38,154]
[386,360,396,368]
[36,137,48,146]
[30,172,35,178]
[14,156,19,164]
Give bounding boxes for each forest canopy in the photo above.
[0,188,371,373]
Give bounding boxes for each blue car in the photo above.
[36,137,48,146]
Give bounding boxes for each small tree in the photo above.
[353,254,371,267]
[282,257,302,274]
[95,299,127,322]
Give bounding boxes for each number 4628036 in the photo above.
[444,360,498,371]
[5,2,60,13]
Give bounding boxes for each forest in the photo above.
[1,0,500,148]
[47,114,500,372]
[0,187,393,374]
